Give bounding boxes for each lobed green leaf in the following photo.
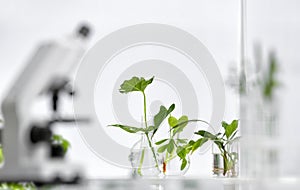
[173,115,188,135]
[119,76,154,94]
[223,120,238,139]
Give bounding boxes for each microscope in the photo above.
[0,24,91,183]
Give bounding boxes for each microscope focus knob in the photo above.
[30,126,53,144]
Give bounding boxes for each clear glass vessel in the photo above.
[129,133,162,178]
[212,138,239,177]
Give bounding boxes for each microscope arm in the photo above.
[1,26,90,176]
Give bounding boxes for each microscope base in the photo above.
[0,162,84,184]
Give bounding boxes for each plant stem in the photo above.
[164,154,177,163]
[142,91,160,171]
[187,119,214,129]
[163,151,169,174]
[142,91,148,128]
[222,146,228,176]
[137,148,145,176]
[145,132,160,169]
[165,151,169,164]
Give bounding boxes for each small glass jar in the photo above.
[212,138,239,177]
[212,142,224,177]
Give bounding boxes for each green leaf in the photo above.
[153,106,168,128]
[187,140,195,146]
[0,147,3,164]
[176,139,188,144]
[224,120,238,139]
[181,158,188,170]
[151,104,175,139]
[185,140,195,153]
[158,144,169,153]
[222,121,229,130]
[7,183,25,190]
[216,132,222,137]
[168,116,178,127]
[108,124,148,133]
[167,139,175,154]
[155,139,168,145]
[194,130,217,140]
[171,119,203,135]
[119,76,154,93]
[168,104,176,112]
[61,140,70,153]
[173,115,188,134]
[178,116,188,127]
[176,146,187,160]
[145,126,157,132]
[51,134,71,153]
[52,134,61,141]
[0,182,37,190]
[191,138,208,154]
[214,140,224,149]
[263,53,279,100]
[154,104,175,128]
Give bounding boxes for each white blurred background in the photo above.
[246,0,300,177]
[0,0,299,179]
